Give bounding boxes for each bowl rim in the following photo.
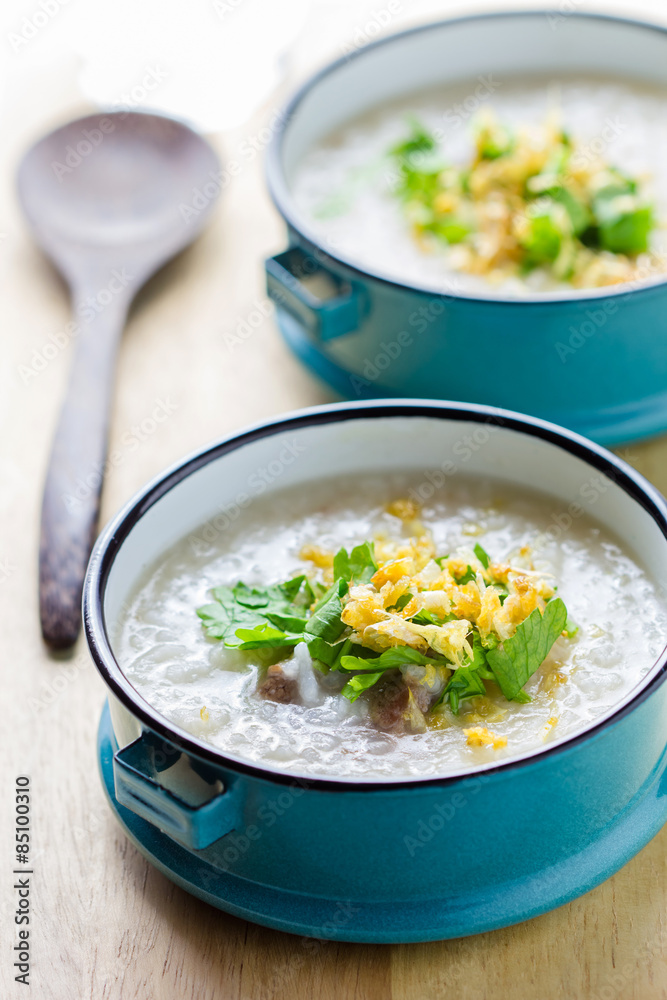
[266,8,667,305]
[84,399,667,791]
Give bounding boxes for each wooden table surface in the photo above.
[2,7,667,998]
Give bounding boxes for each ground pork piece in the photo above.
[367,674,428,733]
[405,676,434,713]
[257,664,299,704]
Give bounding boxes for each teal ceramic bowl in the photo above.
[265,12,667,445]
[84,400,667,942]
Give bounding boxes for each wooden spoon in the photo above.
[17,111,221,651]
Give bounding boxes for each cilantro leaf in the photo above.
[304,578,348,643]
[563,616,579,638]
[599,203,653,254]
[467,631,495,678]
[486,597,567,701]
[339,646,446,673]
[265,612,310,633]
[519,208,564,266]
[424,218,471,244]
[490,583,509,605]
[198,573,315,644]
[409,609,457,626]
[435,633,494,713]
[390,121,447,204]
[196,602,232,640]
[551,187,591,236]
[591,180,654,254]
[197,596,266,642]
[473,543,490,569]
[233,623,305,650]
[232,582,269,608]
[333,542,378,584]
[390,118,436,160]
[441,666,487,714]
[279,574,315,606]
[307,636,363,672]
[453,565,476,585]
[342,672,384,702]
[339,646,449,702]
[475,118,514,160]
[388,592,413,612]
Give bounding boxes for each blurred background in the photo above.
[3,0,667,525]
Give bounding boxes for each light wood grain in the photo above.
[2,17,667,1000]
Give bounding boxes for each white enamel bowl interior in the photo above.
[102,409,667,774]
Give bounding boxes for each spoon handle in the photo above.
[39,283,130,650]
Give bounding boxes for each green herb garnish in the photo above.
[234,623,305,650]
[486,598,567,702]
[386,112,656,287]
[198,536,569,720]
[453,565,476,585]
[342,672,384,702]
[435,633,494,714]
[563,616,579,639]
[389,592,413,612]
[340,646,447,673]
[474,543,490,569]
[197,575,313,645]
[333,541,377,584]
[304,577,348,643]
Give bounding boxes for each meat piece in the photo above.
[367,675,427,734]
[257,664,299,704]
[369,679,410,731]
[406,675,434,713]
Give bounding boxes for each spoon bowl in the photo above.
[18,111,220,276]
[17,111,221,650]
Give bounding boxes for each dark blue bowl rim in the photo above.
[84,399,667,791]
[265,8,667,306]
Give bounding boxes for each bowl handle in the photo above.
[265,246,366,341]
[113,732,243,851]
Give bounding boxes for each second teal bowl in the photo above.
[266,11,667,446]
